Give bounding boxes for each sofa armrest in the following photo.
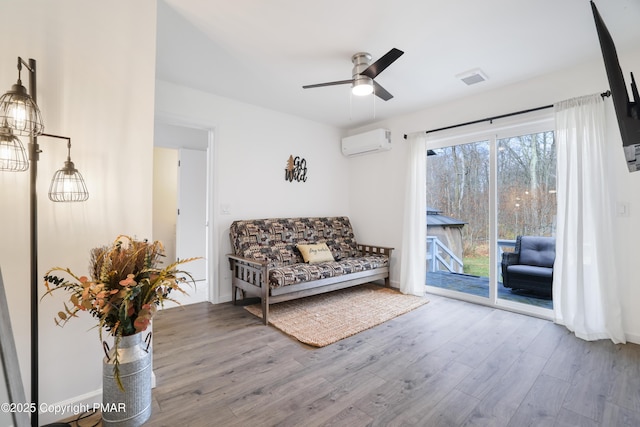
[357,244,394,258]
[501,251,519,287]
[501,251,519,266]
[227,254,269,289]
[227,254,267,270]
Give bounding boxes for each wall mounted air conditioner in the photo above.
[341,128,392,157]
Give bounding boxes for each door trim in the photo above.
[154,112,219,304]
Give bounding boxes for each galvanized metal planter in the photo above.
[102,333,152,427]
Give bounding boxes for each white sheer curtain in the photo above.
[400,132,427,296]
[554,93,625,344]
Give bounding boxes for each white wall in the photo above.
[0,0,157,422]
[155,80,349,303]
[154,121,209,150]
[347,47,640,342]
[153,147,178,262]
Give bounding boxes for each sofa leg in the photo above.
[384,276,391,288]
[262,298,269,325]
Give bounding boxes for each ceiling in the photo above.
[156,0,640,130]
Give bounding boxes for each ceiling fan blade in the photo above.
[302,79,353,89]
[361,48,404,79]
[373,81,393,101]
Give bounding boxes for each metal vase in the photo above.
[102,333,152,427]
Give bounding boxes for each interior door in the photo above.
[176,148,207,282]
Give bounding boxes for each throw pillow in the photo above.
[296,243,335,264]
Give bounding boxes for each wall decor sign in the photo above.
[285,155,307,182]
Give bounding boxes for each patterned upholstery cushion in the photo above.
[229,217,360,266]
[268,255,389,289]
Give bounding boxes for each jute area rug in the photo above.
[244,283,429,347]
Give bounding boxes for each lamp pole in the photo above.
[26,57,40,427]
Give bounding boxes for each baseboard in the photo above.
[39,388,102,425]
[39,371,157,425]
[625,332,640,345]
[161,280,209,309]
[218,293,233,304]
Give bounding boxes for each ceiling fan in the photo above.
[302,48,404,101]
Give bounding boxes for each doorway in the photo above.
[424,114,555,318]
[153,122,210,306]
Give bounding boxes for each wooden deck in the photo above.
[427,271,553,310]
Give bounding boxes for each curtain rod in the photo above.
[403,90,612,139]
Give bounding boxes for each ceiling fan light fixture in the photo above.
[352,77,373,96]
[302,48,403,102]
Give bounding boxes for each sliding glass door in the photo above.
[426,140,491,299]
[497,131,556,310]
[425,115,555,317]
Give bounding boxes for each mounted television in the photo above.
[591,1,640,172]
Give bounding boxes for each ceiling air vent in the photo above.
[456,68,488,86]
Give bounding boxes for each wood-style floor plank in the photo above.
[57,294,640,427]
[506,373,570,426]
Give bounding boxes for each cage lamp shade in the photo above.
[0,126,28,171]
[48,159,89,202]
[0,80,44,137]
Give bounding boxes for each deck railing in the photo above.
[427,236,517,275]
[497,239,516,258]
[426,236,464,273]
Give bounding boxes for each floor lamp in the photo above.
[0,57,89,427]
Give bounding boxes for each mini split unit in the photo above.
[341,128,392,157]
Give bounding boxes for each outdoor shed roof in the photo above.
[427,207,467,227]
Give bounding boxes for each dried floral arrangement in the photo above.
[43,235,198,388]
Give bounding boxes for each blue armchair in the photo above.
[501,235,555,296]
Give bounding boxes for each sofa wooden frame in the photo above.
[228,244,393,325]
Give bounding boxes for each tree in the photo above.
[427,131,556,258]
[497,131,556,238]
[428,140,490,255]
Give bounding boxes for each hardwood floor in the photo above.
[64,294,640,426]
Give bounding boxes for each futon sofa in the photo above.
[228,216,393,325]
[501,235,555,296]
